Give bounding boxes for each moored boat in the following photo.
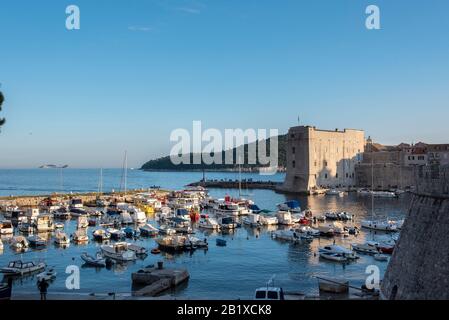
[92,229,111,242]
[139,223,159,237]
[100,242,137,262]
[80,252,106,267]
[0,260,46,276]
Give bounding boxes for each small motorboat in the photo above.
[92,229,111,242]
[374,253,389,262]
[81,252,106,267]
[319,252,349,262]
[139,224,159,237]
[107,228,125,241]
[54,231,70,246]
[317,277,349,293]
[352,242,379,255]
[0,260,46,276]
[127,244,147,256]
[54,222,65,229]
[158,225,177,235]
[324,212,339,220]
[216,239,227,247]
[100,242,137,262]
[72,229,89,243]
[186,236,208,249]
[36,268,57,282]
[28,235,47,248]
[9,236,29,250]
[319,245,358,260]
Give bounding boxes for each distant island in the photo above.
[141,135,286,172]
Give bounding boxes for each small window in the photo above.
[267,291,278,299]
[324,160,328,167]
[324,173,328,179]
[292,161,296,168]
[336,173,338,178]
[255,291,266,299]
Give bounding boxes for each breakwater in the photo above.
[187,180,282,190]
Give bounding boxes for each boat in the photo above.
[53,208,70,219]
[120,211,134,225]
[92,229,111,242]
[319,244,358,260]
[351,242,379,254]
[54,231,70,245]
[319,252,349,262]
[158,225,177,235]
[374,253,389,261]
[216,238,227,246]
[88,218,97,226]
[259,215,278,226]
[127,243,148,255]
[117,204,147,224]
[28,235,47,248]
[277,200,301,213]
[54,222,64,229]
[357,188,372,196]
[186,236,208,249]
[174,208,191,221]
[326,189,345,197]
[198,216,220,230]
[69,198,83,208]
[123,227,137,238]
[248,204,262,214]
[81,252,106,267]
[0,279,12,300]
[317,277,349,293]
[155,235,188,251]
[18,220,34,233]
[36,268,57,282]
[107,228,125,240]
[242,213,262,227]
[9,236,29,250]
[139,224,159,237]
[276,211,294,225]
[338,212,353,221]
[100,242,137,262]
[77,216,89,229]
[376,241,395,254]
[0,260,46,276]
[32,215,55,232]
[72,229,89,243]
[271,229,300,242]
[0,221,14,235]
[213,202,240,216]
[318,222,347,236]
[361,220,398,232]
[254,287,285,300]
[150,248,161,254]
[295,226,320,237]
[324,212,339,220]
[218,216,238,230]
[69,207,89,218]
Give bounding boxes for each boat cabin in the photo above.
[254,287,285,300]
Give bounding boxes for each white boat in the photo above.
[54,222,64,229]
[127,243,147,255]
[198,216,220,230]
[69,208,89,218]
[0,260,46,276]
[120,211,134,225]
[319,252,349,262]
[36,268,57,282]
[77,216,89,229]
[0,221,14,235]
[218,216,237,230]
[54,231,70,245]
[139,223,159,236]
[100,242,137,262]
[242,213,261,227]
[186,235,208,248]
[352,242,379,254]
[107,228,125,240]
[374,253,389,261]
[28,235,47,248]
[213,202,240,216]
[72,229,89,243]
[33,215,55,232]
[53,208,71,219]
[296,226,320,237]
[276,211,294,225]
[9,236,29,250]
[361,220,398,232]
[276,200,302,214]
[117,204,147,224]
[271,229,300,242]
[155,235,188,251]
[318,222,347,236]
[259,215,278,226]
[69,198,83,208]
[357,188,372,196]
[93,229,111,241]
[319,244,358,260]
[158,225,176,235]
[81,252,106,267]
[326,189,345,197]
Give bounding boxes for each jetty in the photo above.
[188,179,282,190]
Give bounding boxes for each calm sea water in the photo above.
[0,169,410,299]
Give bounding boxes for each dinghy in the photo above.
[36,268,57,282]
[81,252,106,267]
[54,231,70,245]
[100,242,137,262]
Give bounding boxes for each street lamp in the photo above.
[39,164,69,193]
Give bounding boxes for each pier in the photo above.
[187,179,282,190]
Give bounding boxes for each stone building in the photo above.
[381,165,449,299]
[280,126,365,193]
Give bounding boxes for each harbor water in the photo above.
[0,169,410,299]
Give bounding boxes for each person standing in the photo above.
[37,279,49,300]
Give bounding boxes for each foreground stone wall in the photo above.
[381,165,449,300]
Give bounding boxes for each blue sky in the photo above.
[0,0,448,168]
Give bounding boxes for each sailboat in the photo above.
[96,168,110,207]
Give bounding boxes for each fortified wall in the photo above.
[381,165,449,299]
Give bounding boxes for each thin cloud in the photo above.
[128,26,153,32]
[176,7,201,14]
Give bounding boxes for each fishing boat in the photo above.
[158,225,177,235]
[28,235,47,248]
[319,252,349,262]
[100,242,137,262]
[271,229,300,242]
[139,224,159,237]
[155,235,188,251]
[0,221,14,235]
[72,229,89,243]
[81,252,106,267]
[36,268,57,282]
[351,242,379,254]
[92,229,111,242]
[361,220,398,232]
[277,200,301,214]
[242,213,262,227]
[9,236,29,250]
[127,243,148,255]
[32,215,55,232]
[319,244,358,260]
[198,216,220,230]
[218,216,238,230]
[77,216,89,229]
[54,231,70,245]
[0,260,46,276]
[107,228,125,240]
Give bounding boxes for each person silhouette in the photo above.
[37,279,49,300]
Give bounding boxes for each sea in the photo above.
[0,169,410,299]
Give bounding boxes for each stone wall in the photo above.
[355,163,415,189]
[381,165,449,299]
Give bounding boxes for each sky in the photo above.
[0,0,448,168]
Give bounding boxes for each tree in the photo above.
[0,91,5,128]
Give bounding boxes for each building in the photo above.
[426,144,449,165]
[280,126,365,193]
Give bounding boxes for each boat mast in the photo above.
[98,168,103,196]
[124,151,128,196]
